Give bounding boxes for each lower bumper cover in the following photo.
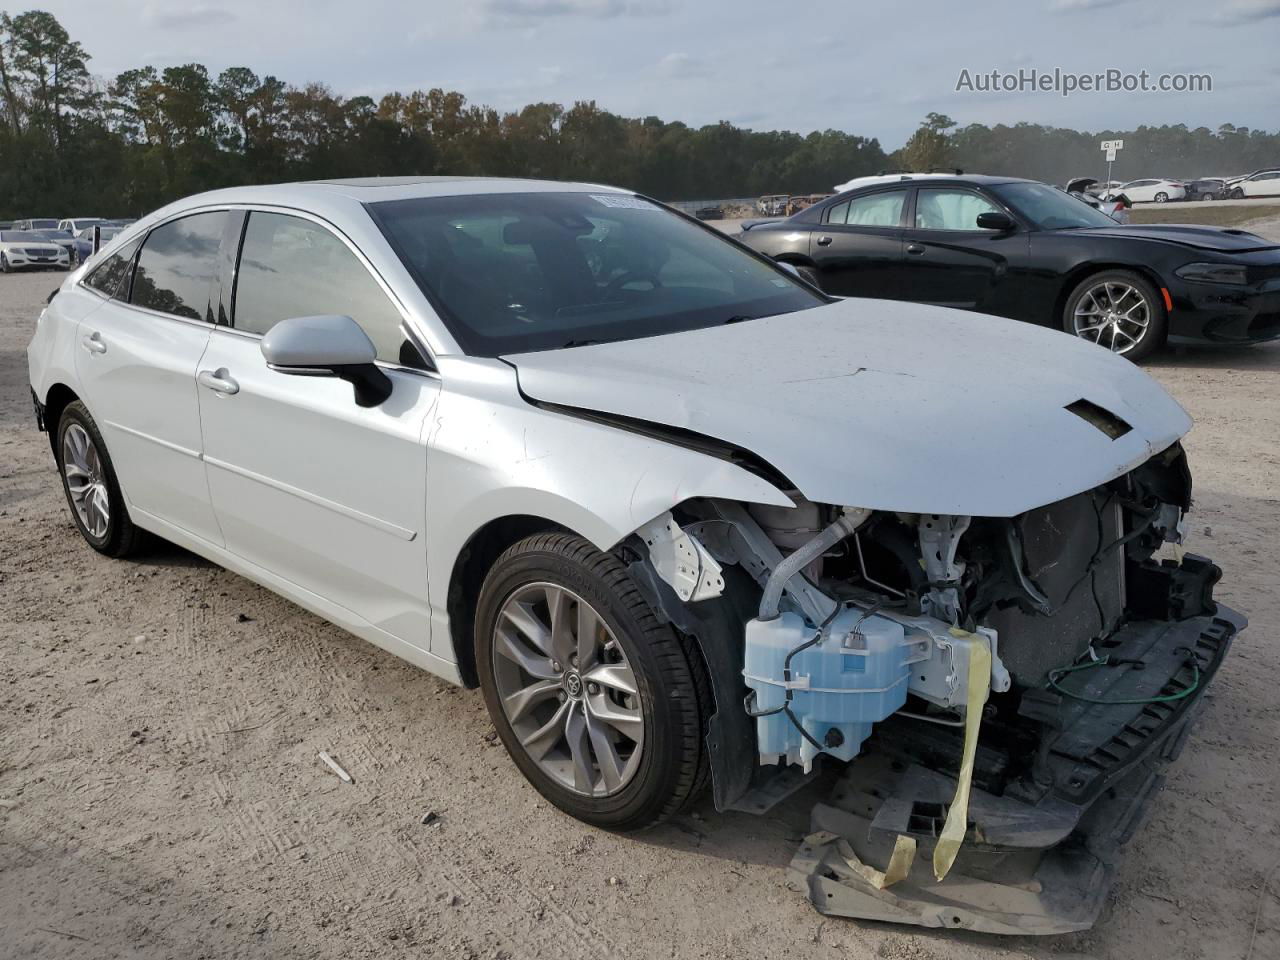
[788,606,1244,935]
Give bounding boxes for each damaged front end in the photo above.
[627,442,1244,935]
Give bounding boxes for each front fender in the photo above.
[423,357,791,661]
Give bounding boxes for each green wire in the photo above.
[1046,655,1201,706]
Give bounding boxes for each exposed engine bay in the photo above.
[627,441,1244,934]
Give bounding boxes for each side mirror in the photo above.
[261,314,392,408]
[976,211,1016,232]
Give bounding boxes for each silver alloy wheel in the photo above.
[1072,280,1152,354]
[492,582,644,797]
[62,422,110,539]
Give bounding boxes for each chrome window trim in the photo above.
[74,201,439,372]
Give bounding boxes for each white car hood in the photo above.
[503,299,1192,518]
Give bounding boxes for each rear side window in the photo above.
[838,190,906,227]
[131,211,227,321]
[233,211,422,367]
[84,237,142,299]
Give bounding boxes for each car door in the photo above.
[73,211,227,545]
[808,189,907,298]
[1243,172,1280,197]
[195,208,440,646]
[898,187,1021,311]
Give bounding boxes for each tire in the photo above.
[1063,269,1166,362]
[1154,192,1168,203]
[55,400,142,557]
[795,265,822,290]
[475,533,709,830]
[0,254,9,273]
[1230,188,1244,200]
[1201,194,1213,201]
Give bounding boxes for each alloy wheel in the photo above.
[62,422,110,539]
[492,582,644,797]
[1072,280,1151,355]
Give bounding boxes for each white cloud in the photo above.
[1048,0,1130,11]
[1205,0,1280,24]
[655,52,710,79]
[144,5,237,29]
[479,0,670,25]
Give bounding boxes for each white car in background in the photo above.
[1105,178,1186,203]
[25,177,1243,933]
[1226,169,1280,199]
[58,217,106,235]
[0,229,71,272]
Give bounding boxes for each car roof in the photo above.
[833,174,1032,197]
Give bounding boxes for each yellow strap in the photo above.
[933,630,992,882]
[837,834,917,890]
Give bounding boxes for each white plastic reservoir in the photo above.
[743,608,917,771]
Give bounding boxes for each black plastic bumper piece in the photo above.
[31,387,46,433]
[788,605,1245,935]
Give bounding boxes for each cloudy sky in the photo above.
[42,0,1280,148]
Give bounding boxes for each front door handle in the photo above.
[906,243,926,255]
[816,235,833,246]
[81,332,107,354]
[197,368,240,395]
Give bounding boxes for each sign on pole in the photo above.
[1100,139,1124,187]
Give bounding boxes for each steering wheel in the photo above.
[604,271,662,297]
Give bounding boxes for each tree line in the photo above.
[1,10,1276,220]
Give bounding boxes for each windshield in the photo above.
[994,182,1119,230]
[27,219,57,229]
[367,191,826,356]
[1,230,49,242]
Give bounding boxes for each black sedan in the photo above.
[737,174,1280,360]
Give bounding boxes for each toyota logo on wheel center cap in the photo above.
[564,673,583,698]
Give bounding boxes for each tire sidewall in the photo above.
[475,538,688,829]
[1063,270,1166,362]
[55,401,132,555]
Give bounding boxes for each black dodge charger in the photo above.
[737,174,1280,361]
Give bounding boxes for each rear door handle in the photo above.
[906,243,926,255]
[81,332,106,354]
[816,235,833,246]
[197,368,240,395]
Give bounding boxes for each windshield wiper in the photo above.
[559,338,608,349]
[723,314,756,324]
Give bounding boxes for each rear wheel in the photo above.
[475,533,709,830]
[1063,270,1166,362]
[56,400,142,557]
[1154,191,1169,202]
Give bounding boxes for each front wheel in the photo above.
[1230,188,1244,200]
[475,533,709,830]
[56,400,142,557]
[1063,270,1166,362]
[0,254,9,273]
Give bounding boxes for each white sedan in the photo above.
[1,229,70,272]
[26,177,1242,929]
[1227,169,1280,198]
[1106,178,1186,203]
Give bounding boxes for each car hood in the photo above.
[504,299,1192,518]
[1075,223,1279,253]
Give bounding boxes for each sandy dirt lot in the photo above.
[2,248,1278,959]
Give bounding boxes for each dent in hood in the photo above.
[504,299,1192,518]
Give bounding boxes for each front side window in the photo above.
[233,211,420,367]
[368,192,825,356]
[913,189,1003,231]
[84,237,142,299]
[131,211,227,321]
[995,182,1117,230]
[837,190,907,228]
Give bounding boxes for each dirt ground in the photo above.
[2,240,1278,959]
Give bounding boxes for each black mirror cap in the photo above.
[977,211,1016,231]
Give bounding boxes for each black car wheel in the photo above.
[1230,188,1244,200]
[56,400,143,557]
[475,533,710,830]
[0,254,9,273]
[1064,270,1166,362]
